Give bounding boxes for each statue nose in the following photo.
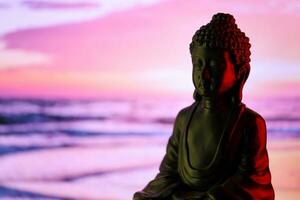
[201,67,210,80]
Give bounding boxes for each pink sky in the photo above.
[0,0,299,99]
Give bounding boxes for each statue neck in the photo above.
[201,96,234,112]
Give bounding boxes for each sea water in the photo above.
[0,97,299,199]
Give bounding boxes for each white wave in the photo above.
[0,119,173,135]
[0,144,165,181]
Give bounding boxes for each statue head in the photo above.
[190,13,251,103]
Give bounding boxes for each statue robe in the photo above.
[133,101,275,200]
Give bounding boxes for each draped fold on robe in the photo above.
[133,101,275,200]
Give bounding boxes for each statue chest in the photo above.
[187,111,227,169]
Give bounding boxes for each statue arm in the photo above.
[207,114,275,200]
[133,109,185,200]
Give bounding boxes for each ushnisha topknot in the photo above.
[190,13,251,68]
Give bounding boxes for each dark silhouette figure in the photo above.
[133,13,275,200]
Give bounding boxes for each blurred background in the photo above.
[0,0,299,199]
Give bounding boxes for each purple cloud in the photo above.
[22,0,100,10]
[0,3,9,9]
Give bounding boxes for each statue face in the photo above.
[191,46,237,97]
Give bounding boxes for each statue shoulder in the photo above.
[174,103,196,132]
[242,106,267,143]
[243,106,266,126]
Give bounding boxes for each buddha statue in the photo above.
[133,13,274,200]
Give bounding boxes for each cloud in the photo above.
[21,1,100,10]
[198,0,300,14]
[0,0,162,35]
[135,68,192,92]
[250,59,300,82]
[0,3,9,9]
[0,41,50,69]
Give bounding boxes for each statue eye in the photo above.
[193,67,200,72]
[192,59,203,70]
[210,60,218,67]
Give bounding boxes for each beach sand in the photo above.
[268,139,300,200]
[0,136,299,199]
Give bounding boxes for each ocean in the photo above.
[0,97,299,199]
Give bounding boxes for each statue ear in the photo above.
[237,64,249,81]
[235,64,250,102]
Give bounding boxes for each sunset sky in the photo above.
[0,0,299,99]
